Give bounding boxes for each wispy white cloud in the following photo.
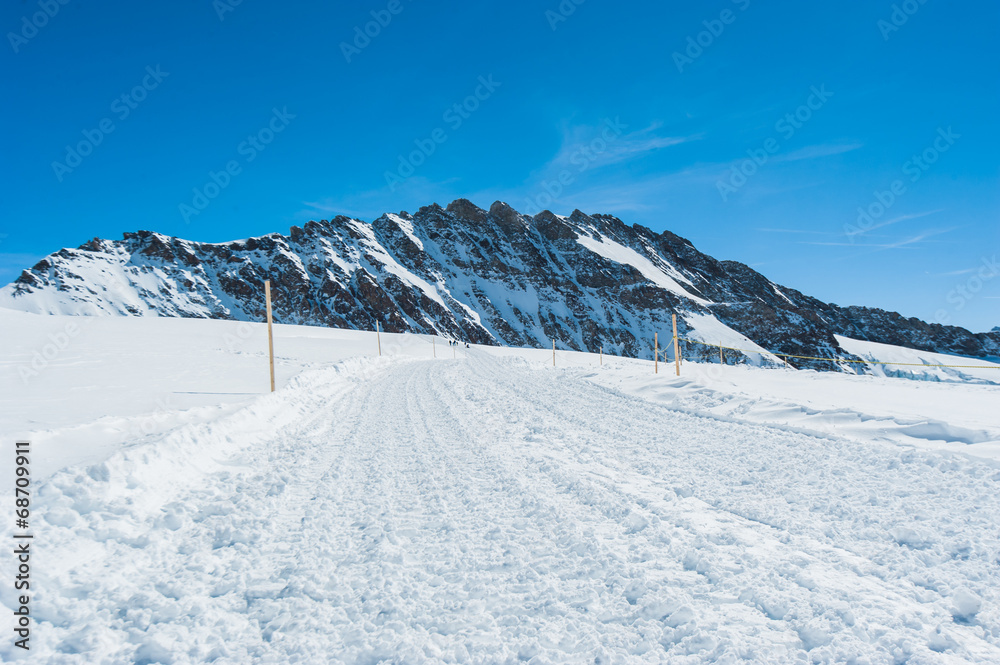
[771,142,864,165]
[537,120,699,177]
[296,122,853,224]
[756,228,838,235]
[878,229,955,249]
[521,138,862,216]
[801,227,962,259]
[844,209,944,238]
[799,241,922,248]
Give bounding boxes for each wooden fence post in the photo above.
[264,280,275,393]
[655,332,658,374]
[672,313,681,377]
[376,320,382,357]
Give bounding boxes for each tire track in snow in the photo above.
[423,351,1000,662]
[18,353,1000,664]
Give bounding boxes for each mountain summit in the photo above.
[4,200,997,369]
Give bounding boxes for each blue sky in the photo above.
[2,0,998,331]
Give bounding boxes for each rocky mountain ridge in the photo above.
[4,199,998,371]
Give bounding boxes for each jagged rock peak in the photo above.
[531,210,576,241]
[532,210,562,224]
[445,198,489,223]
[416,203,445,216]
[487,201,524,227]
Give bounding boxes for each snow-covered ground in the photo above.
[2,310,999,663]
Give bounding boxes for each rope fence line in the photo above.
[678,338,1000,370]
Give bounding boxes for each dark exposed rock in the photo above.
[446,199,488,224]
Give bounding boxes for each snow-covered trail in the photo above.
[14,352,1000,664]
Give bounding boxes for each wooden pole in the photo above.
[719,341,724,365]
[552,339,556,367]
[264,280,275,393]
[376,320,382,357]
[672,313,681,377]
[654,332,658,374]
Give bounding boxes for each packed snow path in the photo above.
[17,352,1000,664]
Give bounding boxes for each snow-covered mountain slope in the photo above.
[4,199,998,371]
[3,312,999,663]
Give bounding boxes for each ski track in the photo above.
[11,352,1000,664]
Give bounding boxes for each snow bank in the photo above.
[836,334,1000,385]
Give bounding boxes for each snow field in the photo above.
[1,311,1000,663]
